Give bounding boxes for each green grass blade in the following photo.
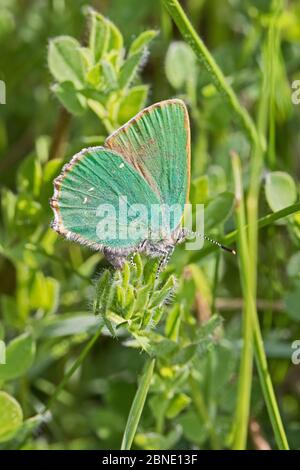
[161,0,259,147]
[232,152,289,450]
[121,358,155,450]
[231,152,254,449]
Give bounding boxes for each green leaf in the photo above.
[150,275,177,308]
[190,175,209,204]
[143,259,159,286]
[0,333,35,382]
[166,393,191,419]
[117,85,148,125]
[87,99,107,121]
[40,314,102,338]
[149,394,169,425]
[79,46,93,69]
[17,154,42,198]
[165,41,197,89]
[86,63,101,86]
[265,171,297,212]
[107,19,123,52]
[132,253,144,284]
[177,410,207,445]
[205,191,234,230]
[48,36,86,87]
[284,282,300,322]
[129,30,158,56]
[170,344,197,365]
[52,81,87,115]
[15,196,42,231]
[101,60,118,91]
[165,304,182,341]
[106,50,122,70]
[0,392,23,443]
[150,337,178,358]
[135,426,182,450]
[124,285,135,319]
[4,414,45,449]
[118,51,144,89]
[94,270,112,316]
[29,272,59,314]
[89,11,109,63]
[134,284,150,313]
[81,88,107,104]
[195,314,222,340]
[120,262,130,290]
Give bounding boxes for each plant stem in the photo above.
[245,4,289,450]
[43,324,103,413]
[231,152,253,449]
[161,0,259,148]
[49,107,71,160]
[232,153,289,450]
[252,311,289,449]
[121,357,155,450]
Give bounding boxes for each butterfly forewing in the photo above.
[106,99,191,226]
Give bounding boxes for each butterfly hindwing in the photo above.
[51,147,161,250]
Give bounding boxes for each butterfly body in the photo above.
[50,99,190,269]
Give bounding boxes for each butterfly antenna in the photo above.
[187,230,236,255]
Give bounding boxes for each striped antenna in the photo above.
[186,230,236,255]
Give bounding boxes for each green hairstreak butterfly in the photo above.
[50,99,234,269]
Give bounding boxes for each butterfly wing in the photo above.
[50,146,161,251]
[105,99,191,230]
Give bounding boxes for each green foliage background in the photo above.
[0,0,300,450]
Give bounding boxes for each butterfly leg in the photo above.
[129,252,136,268]
[103,248,127,269]
[156,246,174,280]
[139,240,175,278]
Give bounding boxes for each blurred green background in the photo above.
[0,0,300,450]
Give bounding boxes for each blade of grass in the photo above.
[246,0,283,300]
[252,307,289,449]
[232,152,289,450]
[231,152,254,449]
[245,0,289,450]
[161,0,260,148]
[121,357,155,450]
